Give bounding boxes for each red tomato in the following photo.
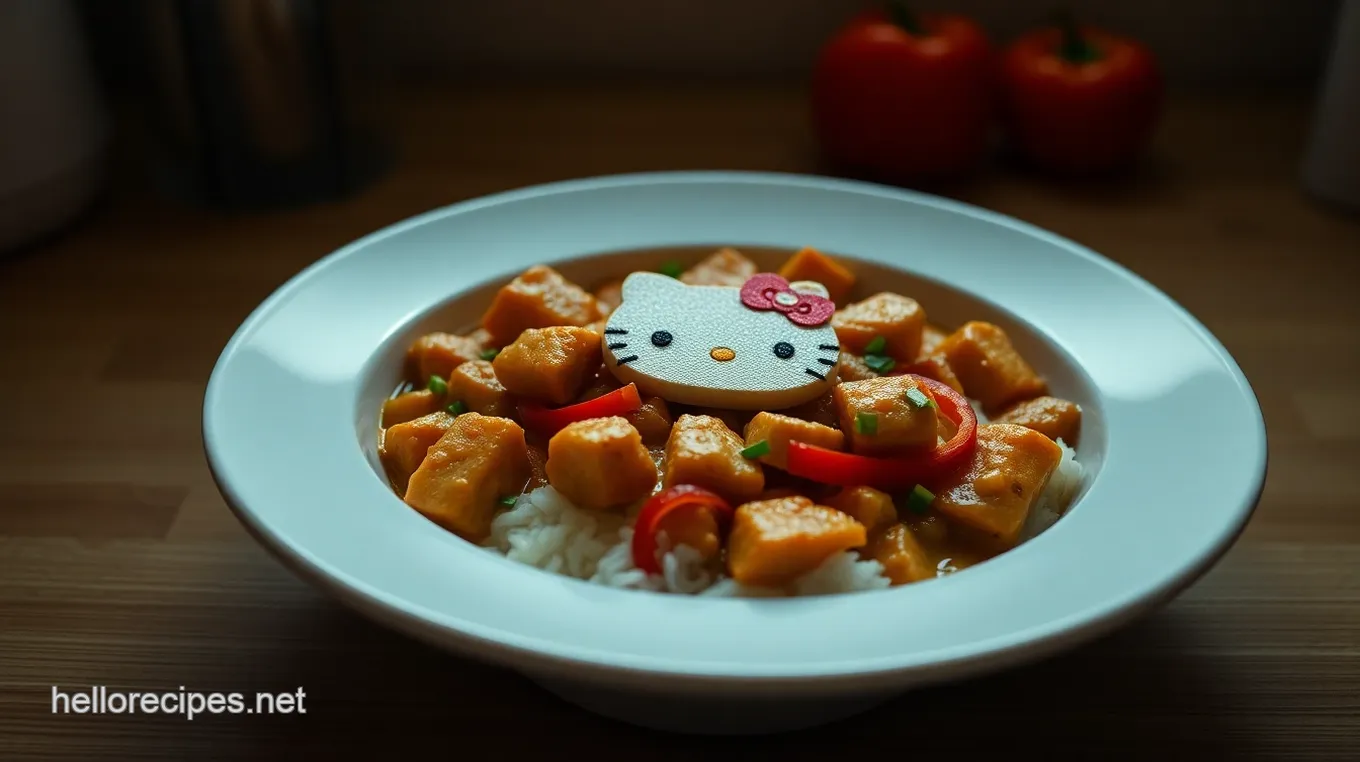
[810,6,996,182]
[998,21,1163,175]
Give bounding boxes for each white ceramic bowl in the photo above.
[204,171,1267,734]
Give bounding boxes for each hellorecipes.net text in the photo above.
[52,686,307,720]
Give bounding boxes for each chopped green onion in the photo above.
[426,375,448,395]
[863,354,896,373]
[905,386,931,409]
[499,495,519,507]
[863,335,887,355]
[854,412,879,435]
[446,400,467,415]
[479,347,500,361]
[906,484,934,514]
[658,260,685,278]
[740,440,771,459]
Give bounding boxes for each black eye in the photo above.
[651,330,673,347]
[773,342,795,359]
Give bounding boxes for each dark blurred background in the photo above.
[4,0,1355,235]
[80,0,1342,88]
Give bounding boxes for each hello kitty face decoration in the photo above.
[601,272,841,410]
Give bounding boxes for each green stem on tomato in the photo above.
[1049,8,1101,63]
[886,0,926,36]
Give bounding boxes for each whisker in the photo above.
[616,355,640,366]
[817,358,836,366]
[608,342,628,350]
[604,328,628,335]
[818,344,840,352]
[804,368,826,380]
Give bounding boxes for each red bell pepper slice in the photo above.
[631,484,735,575]
[785,375,978,491]
[518,383,643,435]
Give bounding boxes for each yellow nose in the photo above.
[710,347,736,362]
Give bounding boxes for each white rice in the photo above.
[486,486,626,579]
[1023,438,1084,541]
[790,551,893,596]
[483,435,1085,597]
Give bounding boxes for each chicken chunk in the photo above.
[743,411,844,471]
[381,389,445,428]
[837,352,880,382]
[627,396,673,446]
[693,407,758,436]
[825,486,898,531]
[653,507,722,561]
[938,321,1047,413]
[833,375,939,454]
[403,414,531,542]
[481,265,603,346]
[778,391,839,428]
[865,524,934,585]
[727,496,867,587]
[901,354,965,395]
[406,332,485,385]
[680,247,758,287]
[492,326,603,405]
[447,360,514,418]
[546,417,657,510]
[993,396,1082,444]
[920,324,949,357]
[662,414,765,504]
[832,293,926,361]
[379,412,456,494]
[932,423,1062,549]
[777,247,856,304]
[468,327,494,347]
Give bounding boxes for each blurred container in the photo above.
[139,0,389,208]
[0,0,108,253]
[1302,0,1360,212]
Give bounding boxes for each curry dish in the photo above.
[377,246,1085,596]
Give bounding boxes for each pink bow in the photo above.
[739,273,835,327]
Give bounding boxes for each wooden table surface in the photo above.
[2,84,1357,760]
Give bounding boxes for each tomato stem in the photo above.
[886,0,926,36]
[1050,8,1100,63]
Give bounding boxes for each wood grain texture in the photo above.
[1,84,1358,760]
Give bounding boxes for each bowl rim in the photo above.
[203,170,1267,694]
